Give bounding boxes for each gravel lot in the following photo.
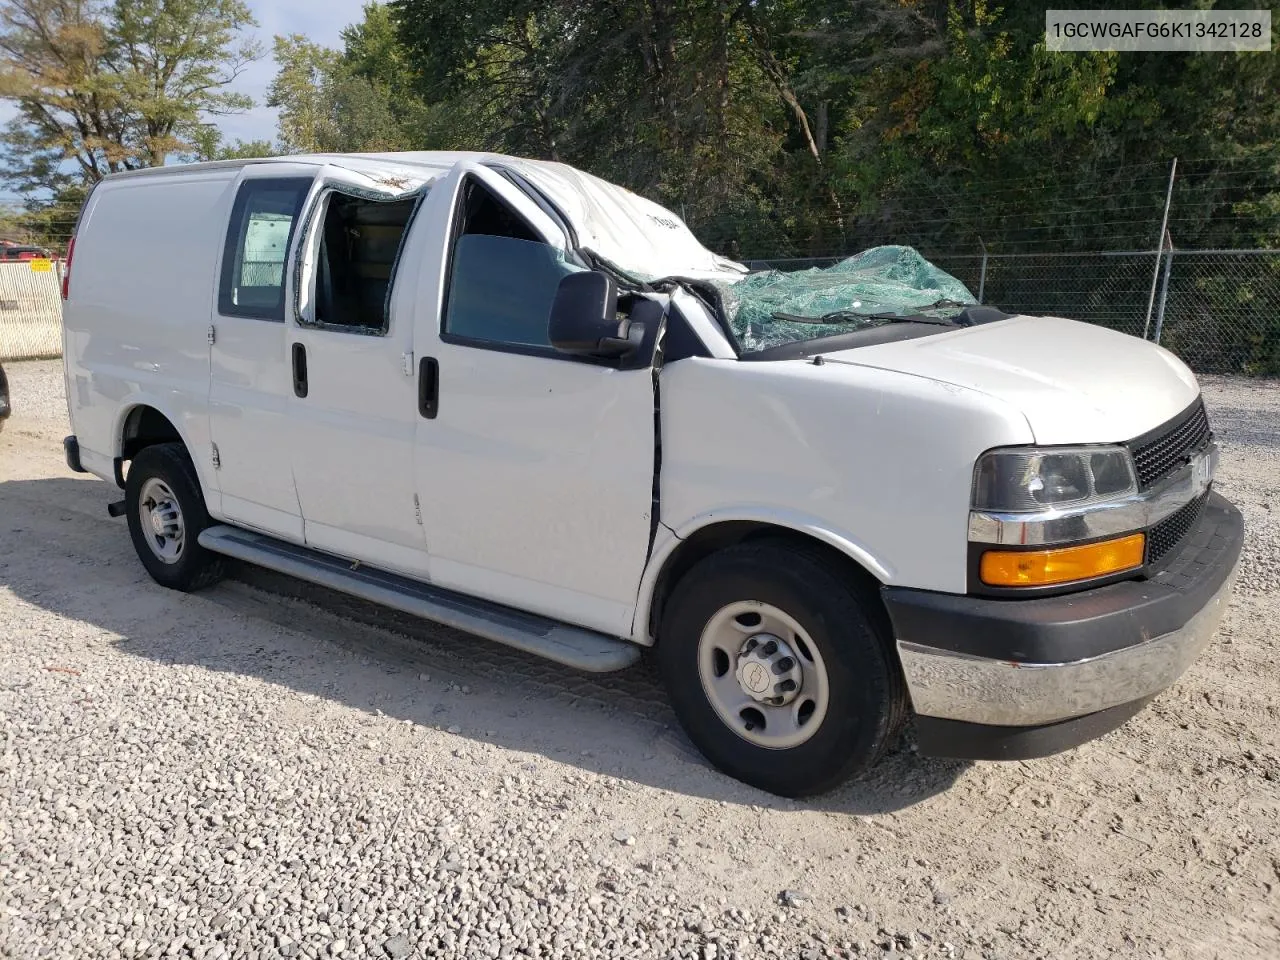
[2,359,1278,960]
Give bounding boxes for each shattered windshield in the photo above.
[709,246,977,352]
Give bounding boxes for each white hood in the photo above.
[826,315,1200,445]
[501,158,748,282]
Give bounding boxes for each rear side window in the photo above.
[304,192,418,335]
[219,177,312,321]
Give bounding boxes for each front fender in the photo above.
[630,507,895,645]
[644,357,1037,644]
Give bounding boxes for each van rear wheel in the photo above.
[125,442,224,592]
[657,541,904,797]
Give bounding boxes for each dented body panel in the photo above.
[636,356,1034,640]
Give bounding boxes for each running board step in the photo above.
[197,525,641,673]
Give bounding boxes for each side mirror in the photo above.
[549,271,643,359]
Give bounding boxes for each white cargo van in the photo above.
[61,152,1242,796]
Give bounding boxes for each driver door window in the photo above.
[442,179,582,351]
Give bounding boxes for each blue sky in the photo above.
[218,0,372,146]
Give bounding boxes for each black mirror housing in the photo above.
[549,271,627,356]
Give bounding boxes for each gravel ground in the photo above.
[1,359,1278,960]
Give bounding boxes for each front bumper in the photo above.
[883,490,1243,760]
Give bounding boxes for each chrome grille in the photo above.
[1131,400,1212,490]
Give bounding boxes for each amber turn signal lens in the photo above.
[980,534,1146,587]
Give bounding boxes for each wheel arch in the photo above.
[635,514,894,647]
[110,399,215,497]
[118,403,184,461]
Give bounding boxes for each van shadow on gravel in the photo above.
[1,475,968,815]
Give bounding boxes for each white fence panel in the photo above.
[0,260,64,361]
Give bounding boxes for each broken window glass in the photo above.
[709,246,977,352]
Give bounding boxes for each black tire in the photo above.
[657,540,905,797]
[125,442,225,592]
[0,360,10,426]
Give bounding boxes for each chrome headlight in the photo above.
[972,446,1138,513]
[970,445,1145,587]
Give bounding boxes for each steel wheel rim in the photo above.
[697,600,830,750]
[138,477,185,564]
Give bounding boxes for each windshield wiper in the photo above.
[771,307,961,327]
[771,298,974,326]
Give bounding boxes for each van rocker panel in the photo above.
[197,525,641,673]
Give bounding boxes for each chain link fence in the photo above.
[1159,251,1280,375]
[0,261,63,362]
[1,245,1276,375]
[756,248,1280,375]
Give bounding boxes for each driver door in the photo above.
[409,163,658,638]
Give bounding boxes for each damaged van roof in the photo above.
[113,150,748,284]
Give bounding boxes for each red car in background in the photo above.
[0,242,51,261]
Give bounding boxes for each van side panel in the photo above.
[63,171,237,491]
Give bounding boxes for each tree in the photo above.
[830,0,1280,254]
[341,1,428,146]
[267,11,424,156]
[0,0,260,196]
[251,0,1278,258]
[266,34,339,154]
[188,121,274,160]
[389,0,788,227]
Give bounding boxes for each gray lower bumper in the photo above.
[896,565,1237,726]
[883,490,1244,731]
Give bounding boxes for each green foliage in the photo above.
[0,180,88,252]
[243,0,1278,260]
[0,0,260,193]
[211,137,274,160]
[7,0,1274,305]
[838,2,1279,254]
[1158,256,1280,376]
[267,34,341,153]
[376,0,1276,256]
[267,6,426,155]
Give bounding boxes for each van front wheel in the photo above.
[125,442,224,592]
[657,542,904,797]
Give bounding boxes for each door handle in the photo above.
[292,342,308,398]
[418,356,439,419]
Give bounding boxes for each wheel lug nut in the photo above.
[762,640,778,656]
[776,657,794,672]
